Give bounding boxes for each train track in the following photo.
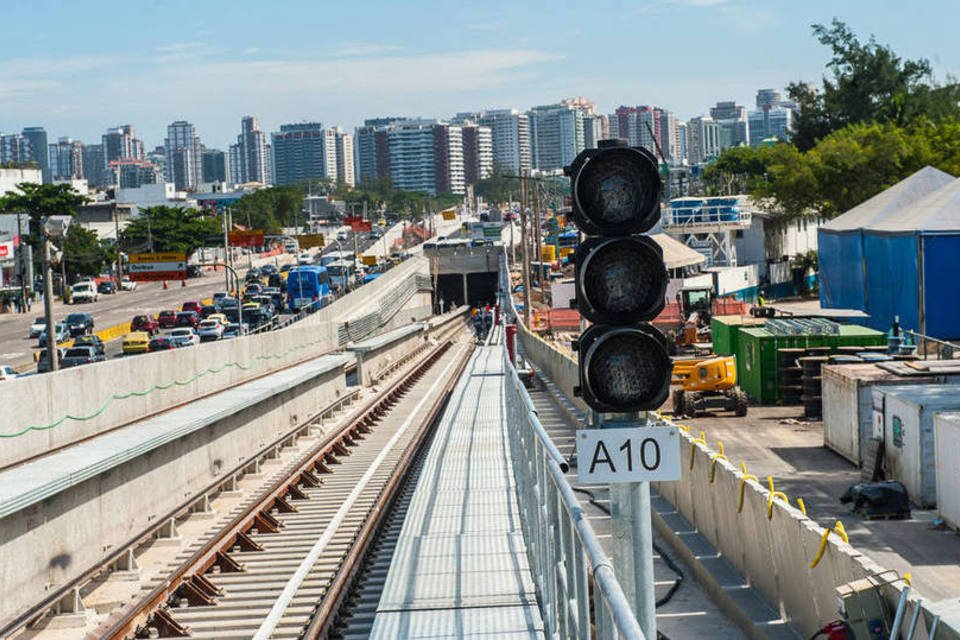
[88,332,473,640]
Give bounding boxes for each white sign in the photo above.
[127,261,187,272]
[576,426,681,485]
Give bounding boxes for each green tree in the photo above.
[790,19,960,150]
[474,165,521,205]
[62,224,111,278]
[229,186,304,233]
[0,182,89,275]
[120,206,220,257]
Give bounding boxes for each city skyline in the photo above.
[2,0,958,148]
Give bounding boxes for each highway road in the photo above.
[0,250,296,372]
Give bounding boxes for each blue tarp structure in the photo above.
[819,167,960,338]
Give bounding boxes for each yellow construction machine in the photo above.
[671,355,748,417]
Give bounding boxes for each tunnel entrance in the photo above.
[434,272,499,310]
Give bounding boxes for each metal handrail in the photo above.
[499,246,643,638]
[503,346,644,639]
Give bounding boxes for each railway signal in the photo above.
[566,140,671,413]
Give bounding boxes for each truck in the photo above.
[70,282,99,304]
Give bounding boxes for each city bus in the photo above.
[325,259,356,293]
[285,266,332,312]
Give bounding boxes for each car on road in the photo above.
[244,283,263,295]
[0,365,19,381]
[65,312,94,336]
[207,313,229,326]
[37,348,63,373]
[186,264,203,278]
[120,276,137,291]
[61,346,106,368]
[131,314,160,336]
[297,252,313,265]
[157,309,178,329]
[261,264,278,275]
[74,334,105,356]
[199,304,221,319]
[29,316,48,338]
[175,311,201,329]
[212,291,230,304]
[197,319,224,342]
[98,280,117,294]
[368,229,383,240]
[148,336,176,351]
[70,281,99,304]
[122,332,151,355]
[168,327,199,348]
[181,300,203,314]
[38,323,70,347]
[336,231,349,242]
[222,322,246,339]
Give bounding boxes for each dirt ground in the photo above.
[670,403,960,602]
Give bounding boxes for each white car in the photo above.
[197,319,224,342]
[297,251,313,265]
[168,327,199,347]
[29,316,47,338]
[0,365,18,381]
[120,276,137,291]
[70,282,99,303]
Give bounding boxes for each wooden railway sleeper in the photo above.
[324,452,341,465]
[174,574,220,607]
[332,442,351,457]
[300,470,321,487]
[314,460,333,475]
[232,530,263,552]
[213,550,244,573]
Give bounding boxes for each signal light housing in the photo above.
[567,139,672,414]
[577,324,672,412]
[567,144,662,236]
[575,235,667,325]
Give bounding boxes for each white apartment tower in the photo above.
[230,116,270,184]
[164,120,203,191]
[477,109,532,174]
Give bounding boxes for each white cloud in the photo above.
[243,47,260,55]
[327,42,401,58]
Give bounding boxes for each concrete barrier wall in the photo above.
[0,260,433,470]
[349,326,428,387]
[656,432,958,639]
[510,311,959,638]
[0,361,347,624]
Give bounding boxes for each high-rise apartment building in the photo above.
[685,116,721,165]
[21,128,50,182]
[202,149,229,183]
[583,114,605,149]
[102,125,145,167]
[0,133,30,165]
[528,103,584,171]
[107,159,162,189]
[334,128,355,187]
[354,117,408,184]
[230,116,270,184]
[461,124,493,185]
[477,109,531,174]
[164,120,203,191]
[748,88,796,146]
[387,120,465,195]
[658,110,681,164]
[271,122,331,187]
[612,106,668,160]
[49,137,84,180]
[709,101,750,148]
[82,144,105,187]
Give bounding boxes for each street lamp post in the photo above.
[202,261,243,334]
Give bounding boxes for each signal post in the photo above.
[566,139,680,638]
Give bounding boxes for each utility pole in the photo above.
[114,207,123,282]
[519,173,531,326]
[16,213,26,313]
[41,223,57,373]
[222,208,231,292]
[534,181,545,305]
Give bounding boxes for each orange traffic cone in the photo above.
[163,280,168,290]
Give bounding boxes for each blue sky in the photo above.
[1,0,957,149]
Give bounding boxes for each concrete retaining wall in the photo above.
[0,258,432,470]
[0,359,347,625]
[511,312,959,639]
[348,325,429,387]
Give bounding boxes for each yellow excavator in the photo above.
[671,355,748,417]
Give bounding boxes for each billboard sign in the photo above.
[228,230,265,247]
[127,252,187,281]
[296,234,325,249]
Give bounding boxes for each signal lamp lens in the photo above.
[579,237,667,323]
[574,147,661,235]
[583,327,671,411]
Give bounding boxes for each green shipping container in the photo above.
[711,315,764,357]
[736,324,886,404]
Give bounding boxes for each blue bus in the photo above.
[285,266,332,312]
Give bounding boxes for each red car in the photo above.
[130,314,160,336]
[176,311,201,329]
[181,300,203,314]
[158,309,178,329]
